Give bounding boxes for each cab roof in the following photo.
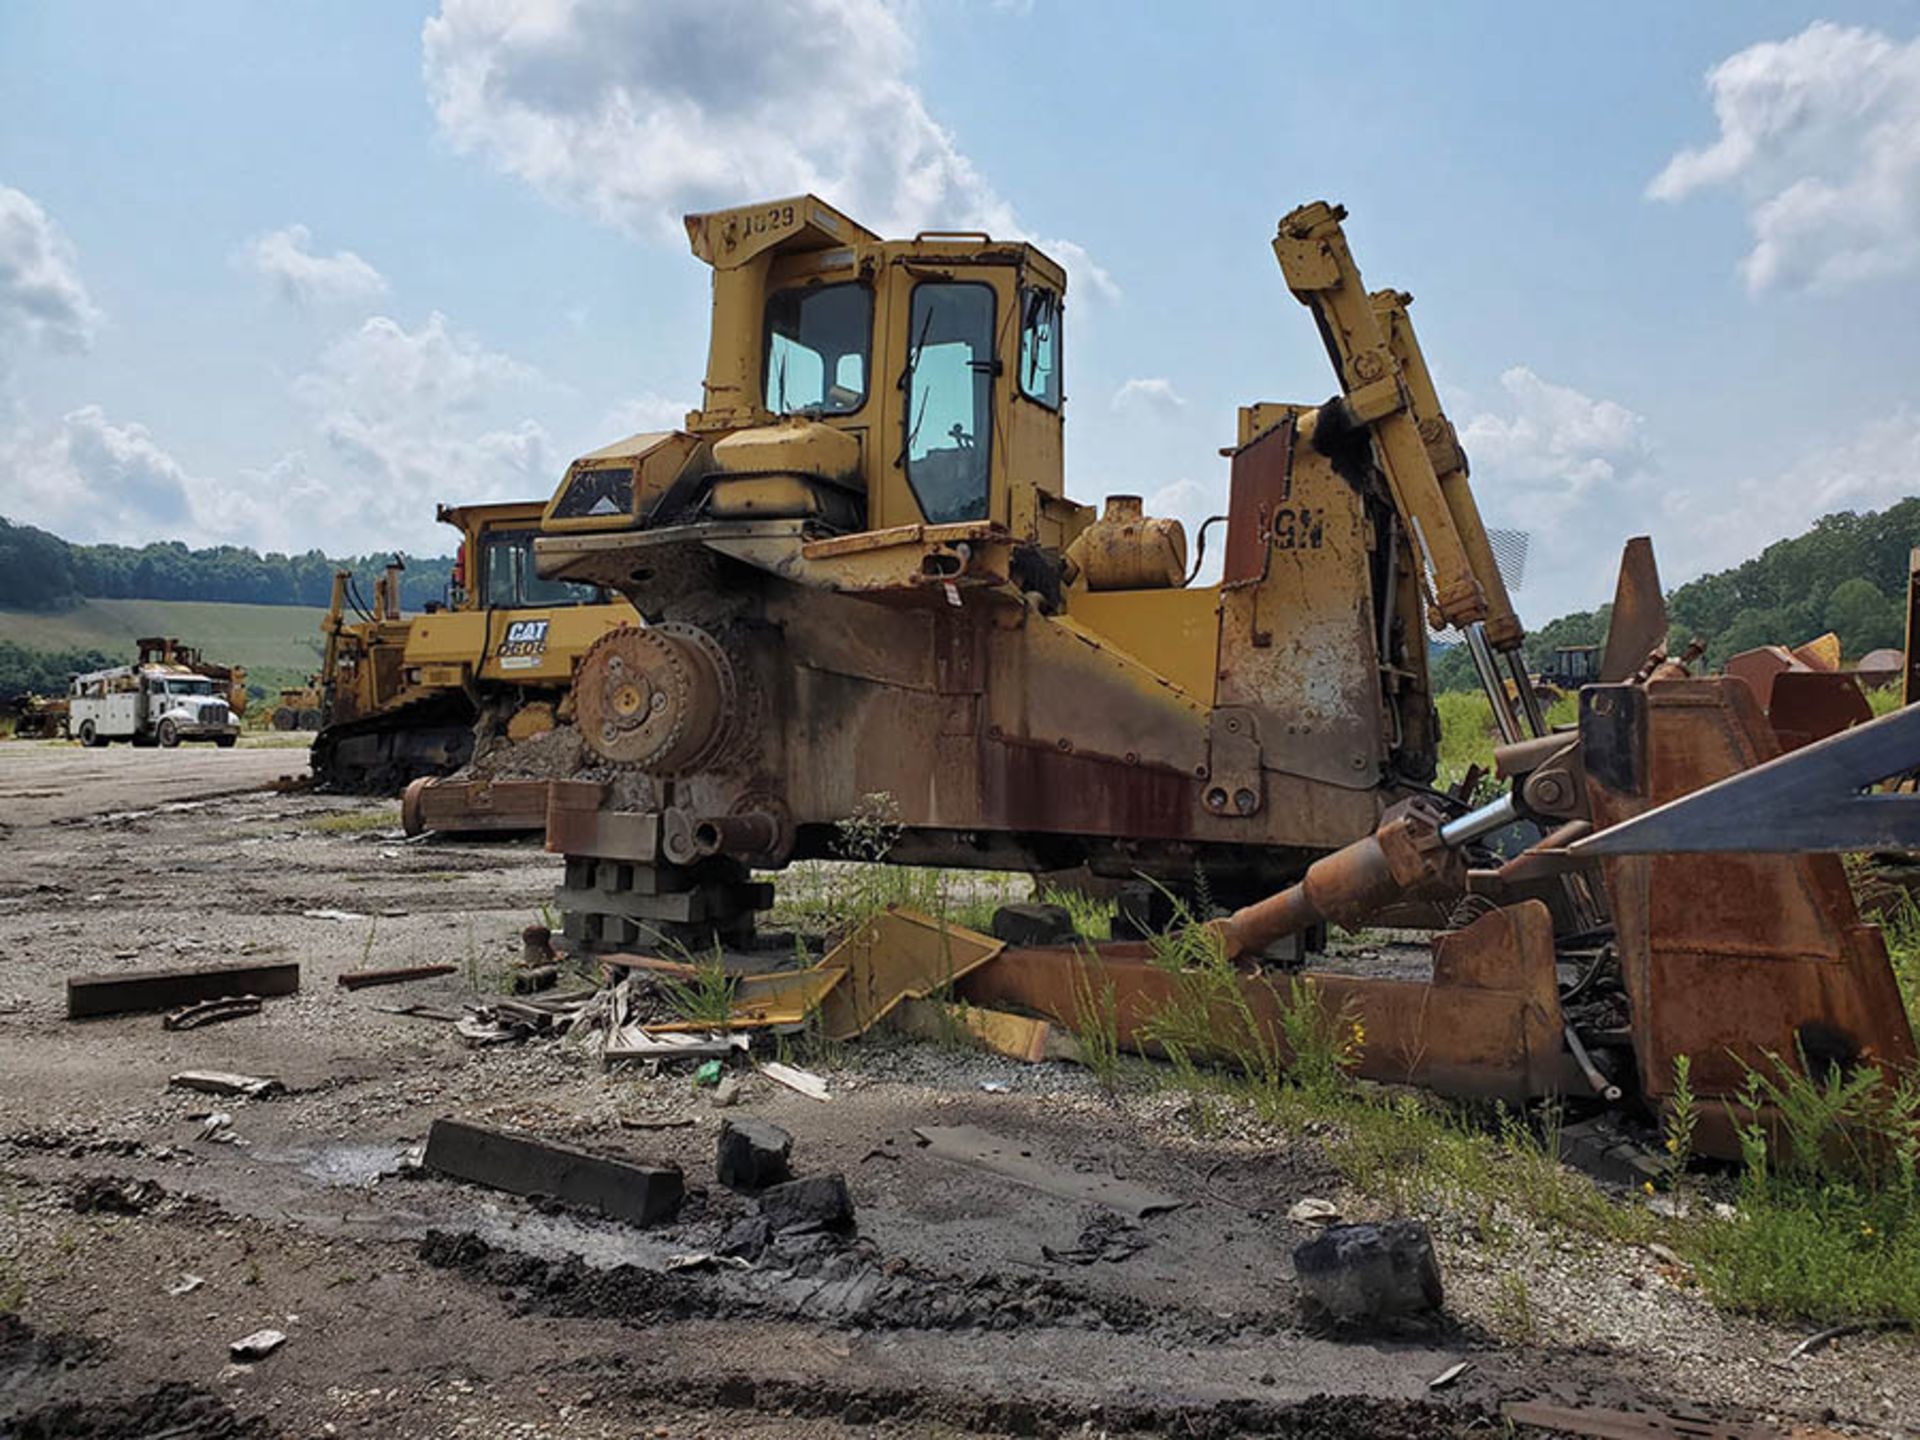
[683,193,1068,292]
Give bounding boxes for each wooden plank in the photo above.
[338,964,458,990]
[422,1117,683,1224]
[67,961,299,1020]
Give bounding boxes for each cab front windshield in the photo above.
[483,530,607,607]
[765,283,871,416]
[166,679,216,696]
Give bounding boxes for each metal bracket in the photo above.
[1202,707,1264,817]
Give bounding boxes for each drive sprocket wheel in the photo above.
[575,623,739,772]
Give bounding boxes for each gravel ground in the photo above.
[0,743,1914,1438]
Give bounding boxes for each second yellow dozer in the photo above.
[530,195,1535,950]
[311,500,636,795]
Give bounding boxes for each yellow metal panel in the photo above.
[889,997,1071,1063]
[1065,587,1221,703]
[642,966,847,1033]
[815,907,1005,1041]
[403,604,636,687]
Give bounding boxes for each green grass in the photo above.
[657,942,737,1027]
[1690,1050,1920,1324]
[1434,688,1579,794]
[770,859,1027,934]
[1886,897,1920,1029]
[1042,884,1116,941]
[767,797,1029,938]
[1068,950,1122,1090]
[0,597,326,697]
[311,807,400,834]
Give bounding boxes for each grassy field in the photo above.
[0,598,327,695]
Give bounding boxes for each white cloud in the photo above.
[1672,407,1920,577]
[290,311,554,547]
[1461,367,1647,496]
[1144,476,1223,581]
[242,224,389,308]
[0,185,100,357]
[420,0,1113,299]
[1112,377,1186,414]
[2,308,559,556]
[600,390,693,436]
[1649,22,1920,291]
[2,406,195,544]
[1459,367,1655,619]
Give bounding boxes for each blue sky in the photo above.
[3,1,1919,623]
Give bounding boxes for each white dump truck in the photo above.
[69,663,241,748]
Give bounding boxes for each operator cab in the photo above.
[439,501,610,610]
[543,195,1082,550]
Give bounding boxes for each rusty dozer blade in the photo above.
[1598,536,1668,683]
[960,632,1914,1159]
[961,901,1569,1104]
[1566,678,1916,1151]
[1572,698,1920,856]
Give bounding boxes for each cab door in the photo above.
[874,264,1013,531]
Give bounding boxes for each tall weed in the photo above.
[1697,1049,1920,1322]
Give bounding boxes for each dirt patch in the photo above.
[65,1175,166,1215]
[4,1381,272,1440]
[418,1226,1242,1337]
[595,1365,1490,1439]
[0,1314,105,1390]
[0,756,1914,1438]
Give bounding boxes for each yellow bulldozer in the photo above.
[310,500,637,792]
[526,195,1538,949]
[503,192,1916,1157]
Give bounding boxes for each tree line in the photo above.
[0,516,456,613]
[0,640,116,703]
[1433,501,1920,691]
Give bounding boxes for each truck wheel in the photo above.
[78,720,98,748]
[157,719,180,748]
[215,735,237,749]
[272,708,296,731]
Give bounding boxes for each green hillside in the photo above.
[0,598,327,697]
[1432,501,1920,691]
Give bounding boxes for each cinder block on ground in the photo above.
[990,902,1075,947]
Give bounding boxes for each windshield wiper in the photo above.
[903,304,936,390]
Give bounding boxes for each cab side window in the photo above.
[903,283,995,524]
[1018,287,1062,410]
